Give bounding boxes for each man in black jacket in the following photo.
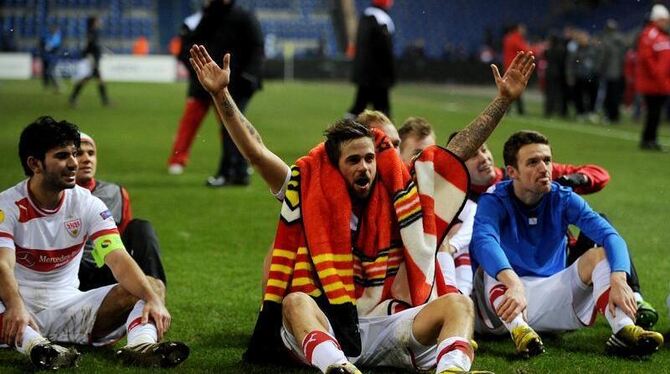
[346,0,395,119]
[167,0,264,187]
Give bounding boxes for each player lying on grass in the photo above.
[470,130,663,358]
[0,117,189,370]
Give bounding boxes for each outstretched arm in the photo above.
[447,51,535,160]
[189,44,290,195]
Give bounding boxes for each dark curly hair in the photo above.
[19,116,80,176]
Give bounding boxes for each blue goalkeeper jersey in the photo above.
[472,180,630,278]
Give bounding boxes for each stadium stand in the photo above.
[0,0,655,60]
[0,0,157,55]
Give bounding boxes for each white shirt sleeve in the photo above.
[448,199,476,253]
[272,168,292,202]
[0,201,17,249]
[86,194,119,239]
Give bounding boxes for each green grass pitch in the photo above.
[0,78,669,373]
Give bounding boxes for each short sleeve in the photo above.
[86,194,119,240]
[0,202,17,249]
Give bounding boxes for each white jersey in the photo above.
[0,180,118,289]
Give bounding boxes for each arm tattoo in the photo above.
[243,119,263,144]
[448,96,510,160]
[220,94,263,144]
[221,96,235,117]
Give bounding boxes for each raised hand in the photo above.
[189,44,230,95]
[491,51,535,101]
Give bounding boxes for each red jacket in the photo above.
[471,162,610,197]
[635,23,670,95]
[503,30,530,69]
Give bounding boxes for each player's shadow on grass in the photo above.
[200,330,251,349]
[475,333,529,361]
[0,349,34,373]
[67,344,128,369]
[474,331,604,361]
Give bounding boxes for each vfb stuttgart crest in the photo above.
[64,218,82,237]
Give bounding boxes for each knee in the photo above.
[582,246,606,266]
[111,285,141,309]
[439,293,474,320]
[282,292,312,321]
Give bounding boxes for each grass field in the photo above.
[0,78,669,373]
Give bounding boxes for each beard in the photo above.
[43,168,76,191]
[349,175,373,201]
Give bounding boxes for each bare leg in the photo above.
[282,292,331,343]
[91,285,138,340]
[577,246,606,285]
[412,293,474,345]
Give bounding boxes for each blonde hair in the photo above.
[356,110,392,129]
[398,117,434,142]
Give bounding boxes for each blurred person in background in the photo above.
[636,4,670,151]
[69,16,109,107]
[132,35,150,55]
[543,31,568,118]
[39,24,62,93]
[600,19,627,124]
[167,0,264,188]
[623,46,640,121]
[346,0,395,119]
[503,23,530,115]
[566,30,602,123]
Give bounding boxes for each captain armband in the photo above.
[92,233,125,268]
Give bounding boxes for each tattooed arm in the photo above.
[447,51,535,160]
[189,45,290,195]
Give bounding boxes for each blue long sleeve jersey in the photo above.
[472,180,630,278]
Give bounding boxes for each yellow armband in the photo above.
[92,233,124,267]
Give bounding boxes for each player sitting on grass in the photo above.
[0,117,189,370]
[471,130,663,358]
[75,132,167,296]
[188,43,536,373]
[442,132,658,334]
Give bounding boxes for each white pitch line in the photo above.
[511,116,670,146]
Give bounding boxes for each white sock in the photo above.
[592,260,634,334]
[125,301,158,347]
[633,292,643,304]
[490,284,528,332]
[435,337,473,372]
[16,325,48,355]
[454,253,473,296]
[301,330,348,373]
[437,252,458,288]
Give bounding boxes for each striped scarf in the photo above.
[245,129,468,362]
